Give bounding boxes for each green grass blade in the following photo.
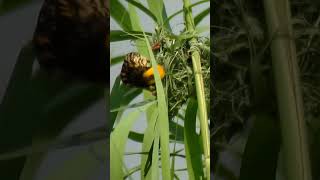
[126,0,157,23]
[184,98,204,179]
[110,103,152,179]
[141,106,158,179]
[110,55,125,66]
[128,1,148,55]
[194,7,209,26]
[128,131,144,142]
[110,30,152,42]
[165,0,209,25]
[110,0,132,31]
[110,76,142,130]
[151,132,160,180]
[146,0,171,31]
[143,32,171,180]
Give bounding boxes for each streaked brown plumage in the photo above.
[33,0,109,83]
[120,52,150,88]
[120,52,165,95]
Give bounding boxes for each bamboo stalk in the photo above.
[182,0,210,178]
[263,0,312,179]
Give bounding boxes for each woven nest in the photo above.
[151,28,210,119]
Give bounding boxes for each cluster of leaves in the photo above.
[212,0,320,179]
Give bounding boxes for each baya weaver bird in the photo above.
[120,52,165,95]
[33,0,109,83]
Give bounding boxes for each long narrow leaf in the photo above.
[110,30,152,42]
[184,98,204,179]
[126,0,157,23]
[110,103,152,179]
[141,107,158,179]
[110,0,132,31]
[194,7,209,26]
[151,132,159,180]
[146,0,171,31]
[165,0,209,25]
[144,32,171,180]
[110,76,141,130]
[110,55,125,65]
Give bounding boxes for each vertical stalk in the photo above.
[183,0,210,178]
[263,0,312,179]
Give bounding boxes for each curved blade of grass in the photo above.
[151,132,160,180]
[124,165,141,179]
[110,76,142,131]
[110,30,152,42]
[128,1,148,55]
[110,103,152,180]
[169,120,184,142]
[128,131,144,142]
[140,106,158,179]
[194,7,209,26]
[146,0,171,31]
[110,99,155,112]
[165,0,209,25]
[110,0,132,31]
[143,32,171,180]
[126,0,157,23]
[184,98,204,179]
[110,55,125,65]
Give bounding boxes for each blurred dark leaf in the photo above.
[239,112,280,180]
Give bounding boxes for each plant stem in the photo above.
[263,0,312,179]
[183,0,210,178]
